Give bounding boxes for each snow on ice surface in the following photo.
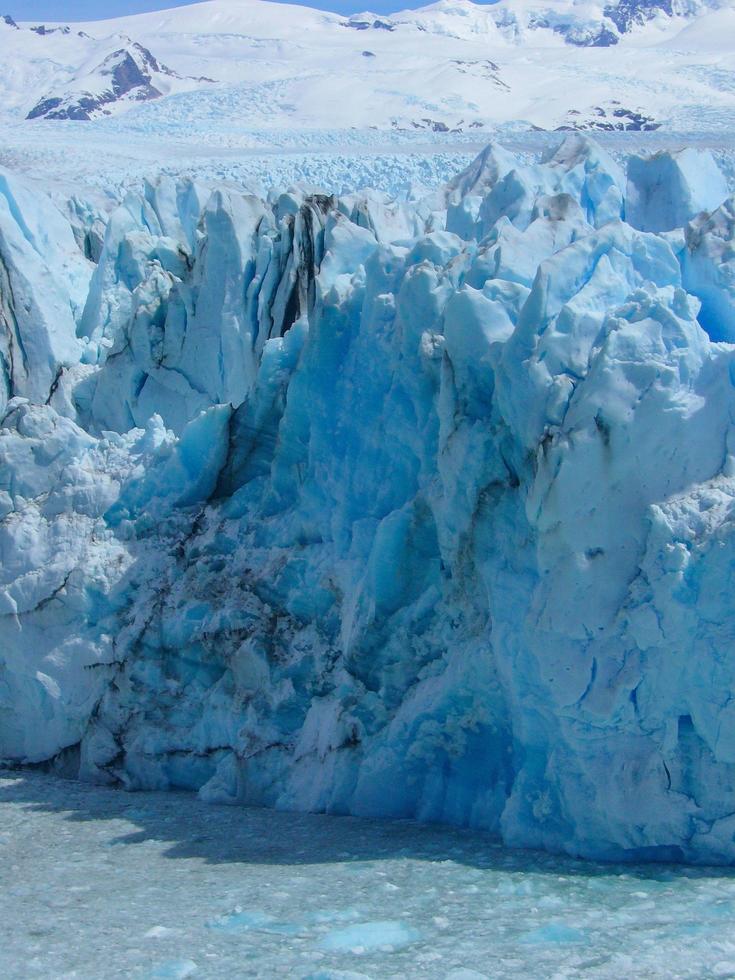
[4,771,735,980]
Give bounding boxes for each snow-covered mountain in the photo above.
[1,0,734,133]
[27,42,212,121]
[3,134,735,863]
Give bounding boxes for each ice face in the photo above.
[626,147,730,233]
[3,136,735,863]
[682,197,735,342]
[0,168,90,414]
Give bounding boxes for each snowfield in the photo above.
[2,0,735,134]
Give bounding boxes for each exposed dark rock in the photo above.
[532,16,621,47]
[412,118,450,133]
[558,103,660,131]
[344,17,395,31]
[30,24,72,36]
[451,60,510,91]
[530,0,679,47]
[26,43,196,122]
[452,58,500,74]
[28,97,90,122]
[565,26,619,46]
[2,13,17,27]
[605,0,674,34]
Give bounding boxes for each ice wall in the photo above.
[3,138,735,863]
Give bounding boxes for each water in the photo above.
[1,773,734,979]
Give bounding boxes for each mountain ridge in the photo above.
[1,0,734,134]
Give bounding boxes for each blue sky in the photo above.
[7,0,455,19]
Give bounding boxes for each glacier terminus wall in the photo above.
[3,135,735,864]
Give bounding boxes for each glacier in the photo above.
[3,134,735,864]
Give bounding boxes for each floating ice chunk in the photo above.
[444,971,490,980]
[149,960,197,979]
[520,923,587,945]
[303,971,372,980]
[207,908,302,935]
[320,920,421,952]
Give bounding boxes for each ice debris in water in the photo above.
[206,908,303,935]
[4,770,735,980]
[3,134,735,864]
[149,962,198,980]
[319,920,421,951]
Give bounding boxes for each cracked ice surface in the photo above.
[3,773,735,980]
[5,134,735,863]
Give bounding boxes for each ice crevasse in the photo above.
[3,135,735,863]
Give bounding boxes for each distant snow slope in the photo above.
[0,0,734,133]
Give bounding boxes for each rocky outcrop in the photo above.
[27,42,207,122]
